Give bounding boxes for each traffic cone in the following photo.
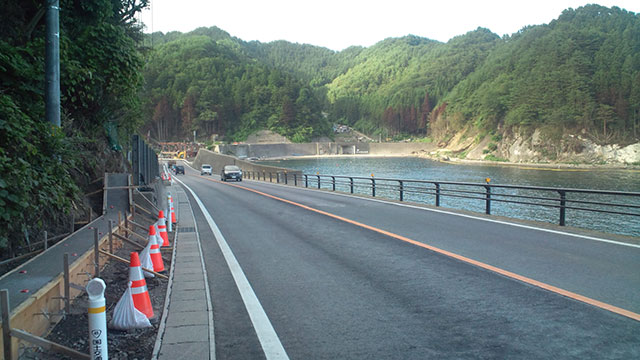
[148,225,165,273]
[128,252,154,319]
[170,195,177,224]
[157,210,169,247]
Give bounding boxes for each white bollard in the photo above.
[87,278,108,360]
[166,193,172,232]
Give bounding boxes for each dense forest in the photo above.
[0,0,148,254]
[142,5,640,145]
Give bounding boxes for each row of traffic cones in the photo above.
[118,207,176,321]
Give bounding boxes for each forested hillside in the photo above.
[142,5,639,146]
[441,5,640,143]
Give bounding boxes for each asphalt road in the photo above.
[174,165,639,359]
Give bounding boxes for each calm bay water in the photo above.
[258,157,640,237]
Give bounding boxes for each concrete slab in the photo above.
[166,310,209,327]
[162,324,209,343]
[172,280,205,292]
[175,256,201,263]
[169,298,208,312]
[170,288,206,302]
[159,341,209,360]
[172,272,204,283]
[174,267,204,276]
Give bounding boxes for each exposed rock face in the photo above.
[499,131,640,164]
[446,127,640,165]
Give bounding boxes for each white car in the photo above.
[200,164,212,175]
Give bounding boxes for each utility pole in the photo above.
[45,0,60,127]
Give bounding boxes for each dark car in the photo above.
[221,165,242,181]
[174,165,185,174]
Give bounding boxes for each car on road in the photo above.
[221,165,242,181]
[200,164,212,175]
[174,165,185,174]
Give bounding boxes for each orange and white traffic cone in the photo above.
[157,210,169,247]
[129,252,154,319]
[148,225,165,273]
[170,195,177,224]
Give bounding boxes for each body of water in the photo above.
[258,157,640,237]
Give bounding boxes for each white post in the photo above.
[87,278,108,360]
[167,193,172,232]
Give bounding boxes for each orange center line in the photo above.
[203,176,640,322]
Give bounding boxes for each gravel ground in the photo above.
[19,227,173,360]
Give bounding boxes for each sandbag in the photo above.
[110,282,152,330]
[140,239,155,278]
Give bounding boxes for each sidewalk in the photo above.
[154,184,215,359]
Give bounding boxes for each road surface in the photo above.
[173,164,639,359]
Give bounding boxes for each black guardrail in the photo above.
[131,135,159,187]
[243,170,640,233]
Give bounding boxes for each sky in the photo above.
[139,1,640,51]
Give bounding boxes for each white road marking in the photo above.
[176,177,290,360]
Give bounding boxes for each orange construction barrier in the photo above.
[148,225,165,273]
[129,252,154,319]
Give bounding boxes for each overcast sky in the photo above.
[139,1,640,51]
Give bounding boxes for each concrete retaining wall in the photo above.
[192,149,302,176]
[217,142,437,159]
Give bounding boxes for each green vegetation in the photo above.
[142,33,330,142]
[484,155,509,162]
[444,5,640,144]
[1,1,147,254]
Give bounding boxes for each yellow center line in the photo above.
[202,176,640,322]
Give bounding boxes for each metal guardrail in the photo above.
[131,135,160,187]
[243,170,640,230]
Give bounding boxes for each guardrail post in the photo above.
[332,176,336,191]
[44,230,48,251]
[317,175,321,189]
[269,172,272,182]
[350,177,354,193]
[398,180,404,202]
[305,175,308,188]
[558,190,566,226]
[371,178,376,197]
[108,220,113,254]
[284,172,288,185]
[2,289,12,360]
[294,174,297,186]
[93,228,100,278]
[64,253,70,314]
[485,185,491,215]
[276,172,280,184]
[435,183,441,207]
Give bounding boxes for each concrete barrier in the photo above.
[192,149,302,177]
[217,142,437,159]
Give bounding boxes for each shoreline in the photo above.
[256,153,640,171]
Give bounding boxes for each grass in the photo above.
[484,154,509,162]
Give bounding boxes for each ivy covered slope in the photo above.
[143,5,639,148]
[0,0,147,254]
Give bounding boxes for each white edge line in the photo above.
[244,178,640,249]
[175,177,290,360]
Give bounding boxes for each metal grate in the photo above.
[179,227,196,233]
